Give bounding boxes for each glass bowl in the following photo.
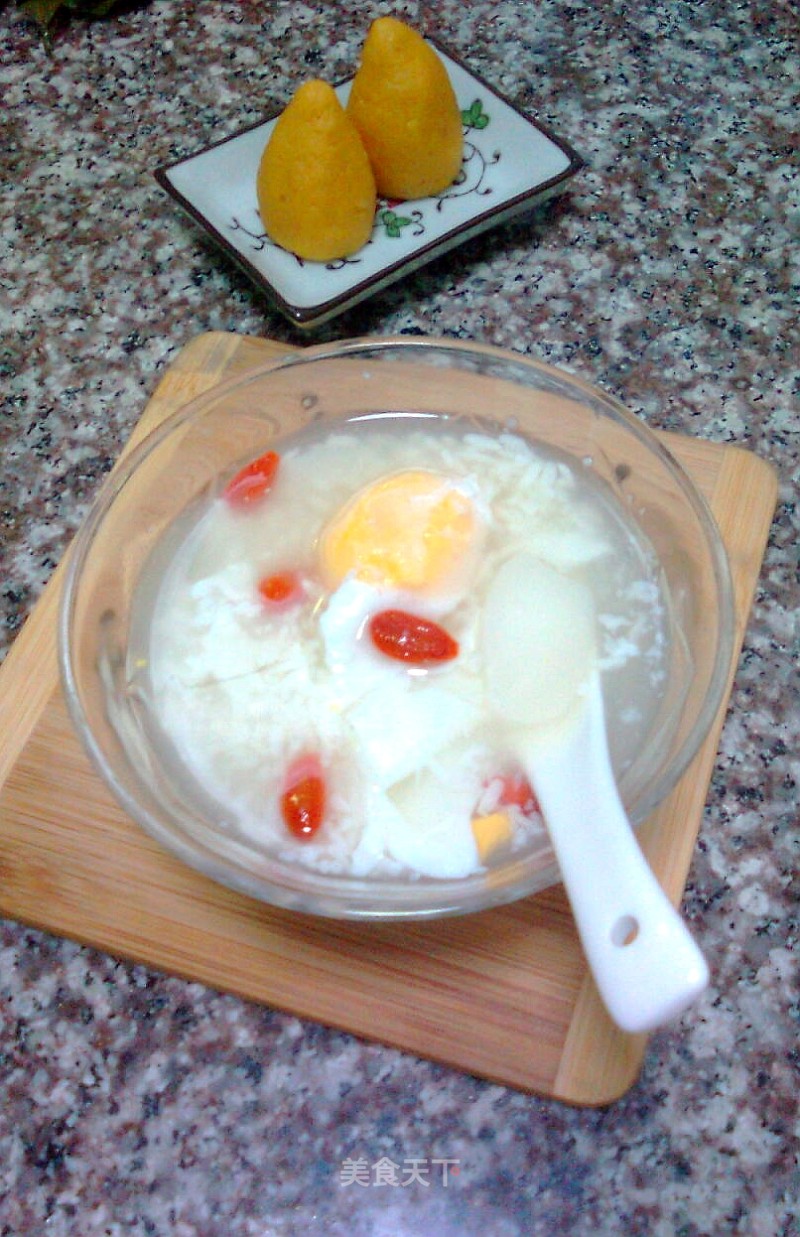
[58,338,735,920]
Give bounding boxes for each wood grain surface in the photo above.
[0,332,778,1105]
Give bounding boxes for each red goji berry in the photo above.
[280,755,326,840]
[223,450,280,507]
[369,609,459,665]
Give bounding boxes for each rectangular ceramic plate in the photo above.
[154,42,584,329]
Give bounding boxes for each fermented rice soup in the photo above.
[132,418,670,880]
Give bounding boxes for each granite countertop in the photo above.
[1,1,798,1233]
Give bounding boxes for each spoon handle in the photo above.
[525,678,709,1035]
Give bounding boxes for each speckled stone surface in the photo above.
[1,1,798,1233]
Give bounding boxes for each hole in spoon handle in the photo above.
[611,915,639,946]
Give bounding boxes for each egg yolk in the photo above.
[319,470,476,592]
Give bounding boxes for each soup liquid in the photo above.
[130,418,673,881]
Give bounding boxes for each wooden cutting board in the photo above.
[0,332,778,1105]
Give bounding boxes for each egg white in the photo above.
[319,576,487,873]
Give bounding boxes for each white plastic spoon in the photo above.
[482,552,709,1034]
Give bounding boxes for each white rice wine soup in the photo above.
[129,416,675,881]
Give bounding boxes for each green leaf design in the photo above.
[380,209,412,240]
[461,98,490,130]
